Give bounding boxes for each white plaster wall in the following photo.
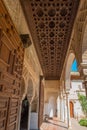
[44,97,57,117]
[48,97,56,117]
[44,80,59,117]
[30,112,38,129]
[44,103,49,115]
[74,101,84,119]
[69,80,85,119]
[45,80,59,102]
[69,81,85,99]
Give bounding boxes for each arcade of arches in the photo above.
[0,0,87,130]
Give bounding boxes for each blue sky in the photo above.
[71,59,78,72]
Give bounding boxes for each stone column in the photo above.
[63,95,67,123]
[60,96,61,120]
[83,80,87,97]
[38,75,44,128]
[17,100,22,130]
[79,63,87,97]
[62,97,65,121]
[28,103,31,130]
[66,92,71,129]
[60,96,64,121]
[27,85,33,130]
[57,96,61,119]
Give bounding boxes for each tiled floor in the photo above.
[22,118,87,130]
[40,117,87,130]
[70,118,87,130]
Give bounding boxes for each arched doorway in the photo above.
[20,96,29,130]
[69,101,74,118]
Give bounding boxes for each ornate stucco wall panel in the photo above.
[3,0,44,101]
[22,45,44,103]
[3,0,29,34]
[3,0,43,80]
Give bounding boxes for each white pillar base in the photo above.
[68,126,72,130]
[68,120,72,129]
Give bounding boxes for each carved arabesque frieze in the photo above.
[24,48,43,87]
[23,65,28,79]
[27,78,35,104]
[25,47,42,76]
[23,57,41,103]
[3,0,29,34]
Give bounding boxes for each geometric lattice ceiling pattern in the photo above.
[20,0,80,80]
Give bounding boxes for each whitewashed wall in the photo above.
[69,80,85,119]
[44,96,57,117]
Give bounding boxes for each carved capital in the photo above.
[20,34,32,48]
[83,80,87,97]
[83,80,87,87]
[78,64,84,77]
[78,62,87,78]
[40,75,44,80]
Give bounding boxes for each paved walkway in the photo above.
[70,118,87,130]
[40,118,87,130]
[20,116,87,130]
[40,117,68,130]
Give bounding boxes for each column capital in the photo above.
[20,34,32,48]
[81,62,87,69]
[83,80,87,97]
[65,90,69,94]
[78,62,87,78]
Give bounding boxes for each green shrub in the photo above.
[78,93,87,117]
[79,119,87,127]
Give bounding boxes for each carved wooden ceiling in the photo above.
[20,0,80,80]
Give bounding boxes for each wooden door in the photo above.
[70,101,74,117]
